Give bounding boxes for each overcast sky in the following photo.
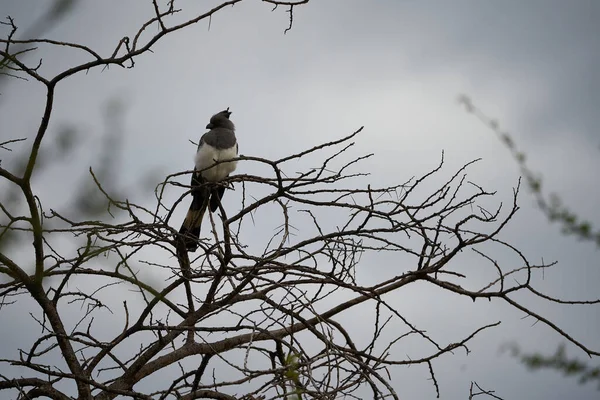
[1,1,599,399]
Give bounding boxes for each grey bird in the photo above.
[179,109,238,252]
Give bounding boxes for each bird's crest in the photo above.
[221,107,232,119]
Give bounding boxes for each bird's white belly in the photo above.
[194,144,238,182]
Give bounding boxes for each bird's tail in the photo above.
[178,187,209,252]
[209,185,226,212]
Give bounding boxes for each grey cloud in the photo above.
[1,1,599,399]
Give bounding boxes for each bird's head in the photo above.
[206,108,234,130]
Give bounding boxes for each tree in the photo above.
[458,95,600,247]
[459,95,600,390]
[1,2,598,399]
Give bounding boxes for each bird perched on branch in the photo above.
[179,109,238,252]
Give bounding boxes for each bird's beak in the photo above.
[206,123,214,129]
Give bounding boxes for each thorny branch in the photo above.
[3,121,593,398]
[458,95,600,247]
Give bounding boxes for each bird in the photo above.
[178,109,238,252]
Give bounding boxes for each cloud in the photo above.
[1,1,598,399]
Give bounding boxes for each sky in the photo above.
[1,0,599,399]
